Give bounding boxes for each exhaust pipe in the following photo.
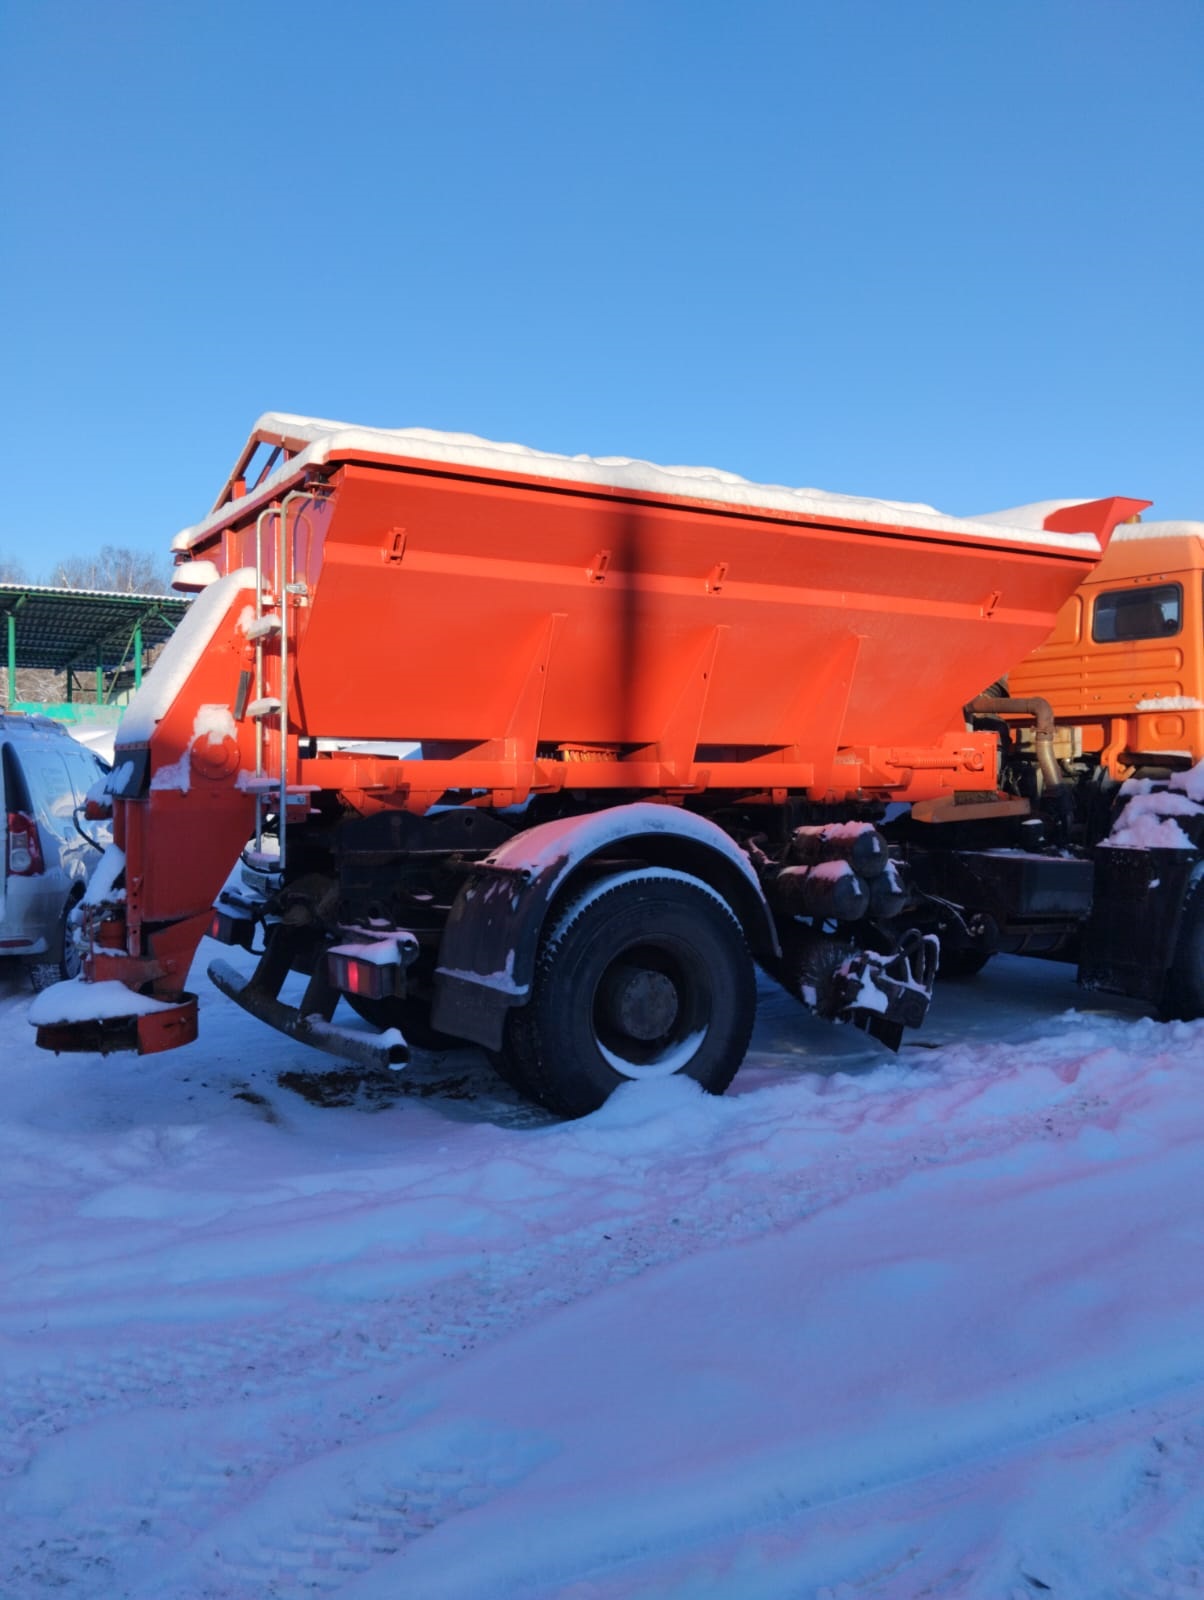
[967,694,1063,793]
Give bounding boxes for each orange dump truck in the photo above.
[33,416,1194,1114]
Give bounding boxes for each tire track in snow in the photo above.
[0,1072,1130,1598]
[0,1075,1112,1463]
[183,1465,492,1596]
[154,1429,539,1600]
[513,1379,1204,1600]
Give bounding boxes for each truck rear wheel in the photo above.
[501,868,756,1119]
[938,947,992,979]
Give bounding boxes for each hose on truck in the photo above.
[966,694,1064,795]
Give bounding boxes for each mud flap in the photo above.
[1079,846,1201,1007]
[832,930,940,1050]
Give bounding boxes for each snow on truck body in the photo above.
[35,413,1172,1115]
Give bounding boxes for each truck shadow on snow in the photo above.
[271,957,1106,1125]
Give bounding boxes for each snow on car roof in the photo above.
[173,413,1112,556]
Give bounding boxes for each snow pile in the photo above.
[150,750,191,793]
[1102,763,1204,850]
[82,842,125,905]
[195,704,236,744]
[1135,695,1204,711]
[118,570,254,746]
[27,976,176,1025]
[1102,796,1199,850]
[1112,517,1204,543]
[969,497,1092,530]
[1170,758,1204,803]
[172,414,1109,557]
[149,705,239,794]
[171,558,220,591]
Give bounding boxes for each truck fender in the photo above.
[430,802,778,1050]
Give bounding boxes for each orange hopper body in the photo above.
[55,415,1146,1044]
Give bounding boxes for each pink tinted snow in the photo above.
[1171,757,1204,803]
[484,802,764,900]
[792,821,878,840]
[1103,759,1204,849]
[3,954,1203,1598]
[808,858,856,882]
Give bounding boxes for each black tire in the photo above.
[938,947,992,980]
[344,993,460,1053]
[1165,877,1204,1020]
[28,894,84,992]
[501,869,757,1119]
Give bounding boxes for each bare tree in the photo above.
[0,555,26,584]
[52,545,168,594]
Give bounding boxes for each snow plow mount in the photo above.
[36,995,199,1058]
[833,930,940,1050]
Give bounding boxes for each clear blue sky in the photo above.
[2,0,1201,575]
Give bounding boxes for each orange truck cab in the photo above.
[1010,520,1204,780]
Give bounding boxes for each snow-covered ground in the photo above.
[1,949,1201,1598]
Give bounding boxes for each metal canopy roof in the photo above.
[0,583,189,672]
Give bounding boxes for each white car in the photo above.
[0,714,111,987]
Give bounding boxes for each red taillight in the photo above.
[207,907,254,950]
[327,949,403,1001]
[6,812,44,877]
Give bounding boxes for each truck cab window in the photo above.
[1092,583,1182,643]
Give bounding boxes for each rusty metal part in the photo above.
[967,694,1064,793]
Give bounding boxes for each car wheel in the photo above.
[28,894,84,991]
[501,868,757,1119]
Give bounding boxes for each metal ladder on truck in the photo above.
[247,491,321,880]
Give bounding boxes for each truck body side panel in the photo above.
[93,574,258,998]
[197,463,1136,808]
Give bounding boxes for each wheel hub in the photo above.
[597,962,679,1042]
